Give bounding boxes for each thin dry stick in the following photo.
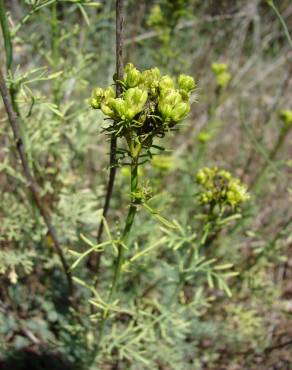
[89,0,124,272]
[0,66,74,301]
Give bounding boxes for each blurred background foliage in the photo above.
[0,0,291,369]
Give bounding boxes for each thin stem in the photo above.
[90,157,138,366]
[268,0,292,49]
[12,0,56,36]
[0,0,12,71]
[109,160,138,299]
[0,66,75,303]
[90,0,124,271]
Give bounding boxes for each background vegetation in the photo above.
[0,0,291,369]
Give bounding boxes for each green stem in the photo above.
[12,0,56,36]
[268,0,292,49]
[109,160,138,300]
[0,0,12,71]
[90,157,138,366]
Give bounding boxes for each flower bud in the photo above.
[178,74,196,93]
[161,89,182,106]
[216,71,231,87]
[90,97,101,109]
[124,63,135,73]
[197,131,211,143]
[211,62,228,75]
[93,87,104,99]
[124,87,148,112]
[159,75,175,90]
[126,68,141,88]
[170,102,190,121]
[104,86,116,100]
[141,67,161,87]
[158,101,173,120]
[123,63,141,88]
[101,98,115,118]
[111,98,128,120]
[90,87,104,109]
[196,168,207,185]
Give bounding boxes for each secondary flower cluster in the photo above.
[196,167,249,208]
[90,63,195,154]
[211,63,231,88]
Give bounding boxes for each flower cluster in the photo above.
[211,62,231,88]
[279,109,292,128]
[90,63,195,157]
[196,167,249,208]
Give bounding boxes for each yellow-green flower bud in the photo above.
[161,89,182,106]
[158,90,185,121]
[124,63,135,73]
[211,62,228,75]
[101,98,115,118]
[159,75,175,90]
[124,87,148,112]
[90,97,101,109]
[170,102,190,121]
[196,167,210,185]
[111,98,128,119]
[216,71,231,87]
[280,109,292,127]
[140,67,161,96]
[158,101,173,120]
[197,131,211,143]
[149,67,160,81]
[124,66,141,88]
[178,74,196,93]
[93,87,104,99]
[104,86,116,100]
[90,87,104,109]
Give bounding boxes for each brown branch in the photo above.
[0,66,74,302]
[88,0,124,272]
